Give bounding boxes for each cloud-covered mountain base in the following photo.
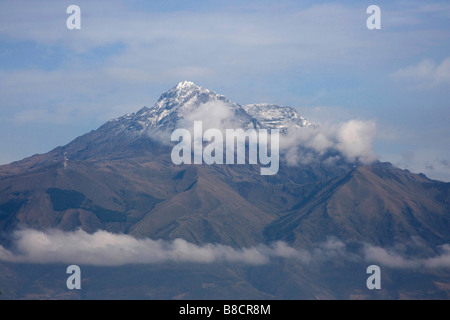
[3,228,450,268]
[1,228,450,300]
[0,228,309,265]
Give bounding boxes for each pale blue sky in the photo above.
[0,0,449,180]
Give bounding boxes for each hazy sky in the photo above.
[0,0,449,181]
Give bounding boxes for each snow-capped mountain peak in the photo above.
[175,80,201,92]
[154,81,230,112]
[105,81,316,137]
[243,103,316,132]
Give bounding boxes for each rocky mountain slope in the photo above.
[0,81,449,299]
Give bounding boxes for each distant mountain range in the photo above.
[0,81,449,299]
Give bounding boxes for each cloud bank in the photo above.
[364,243,450,269]
[2,229,450,270]
[0,229,310,266]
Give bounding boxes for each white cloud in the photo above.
[280,119,377,165]
[392,57,450,89]
[180,100,237,131]
[363,243,450,269]
[3,229,450,270]
[0,228,310,266]
[165,99,377,166]
[423,245,450,268]
[363,245,419,269]
[336,120,377,164]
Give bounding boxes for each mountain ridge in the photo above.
[0,81,449,299]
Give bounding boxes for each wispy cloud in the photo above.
[0,1,365,130]
[391,57,450,89]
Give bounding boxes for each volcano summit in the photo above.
[0,82,449,299]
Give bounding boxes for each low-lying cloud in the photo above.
[0,228,310,266]
[2,229,450,270]
[364,243,450,269]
